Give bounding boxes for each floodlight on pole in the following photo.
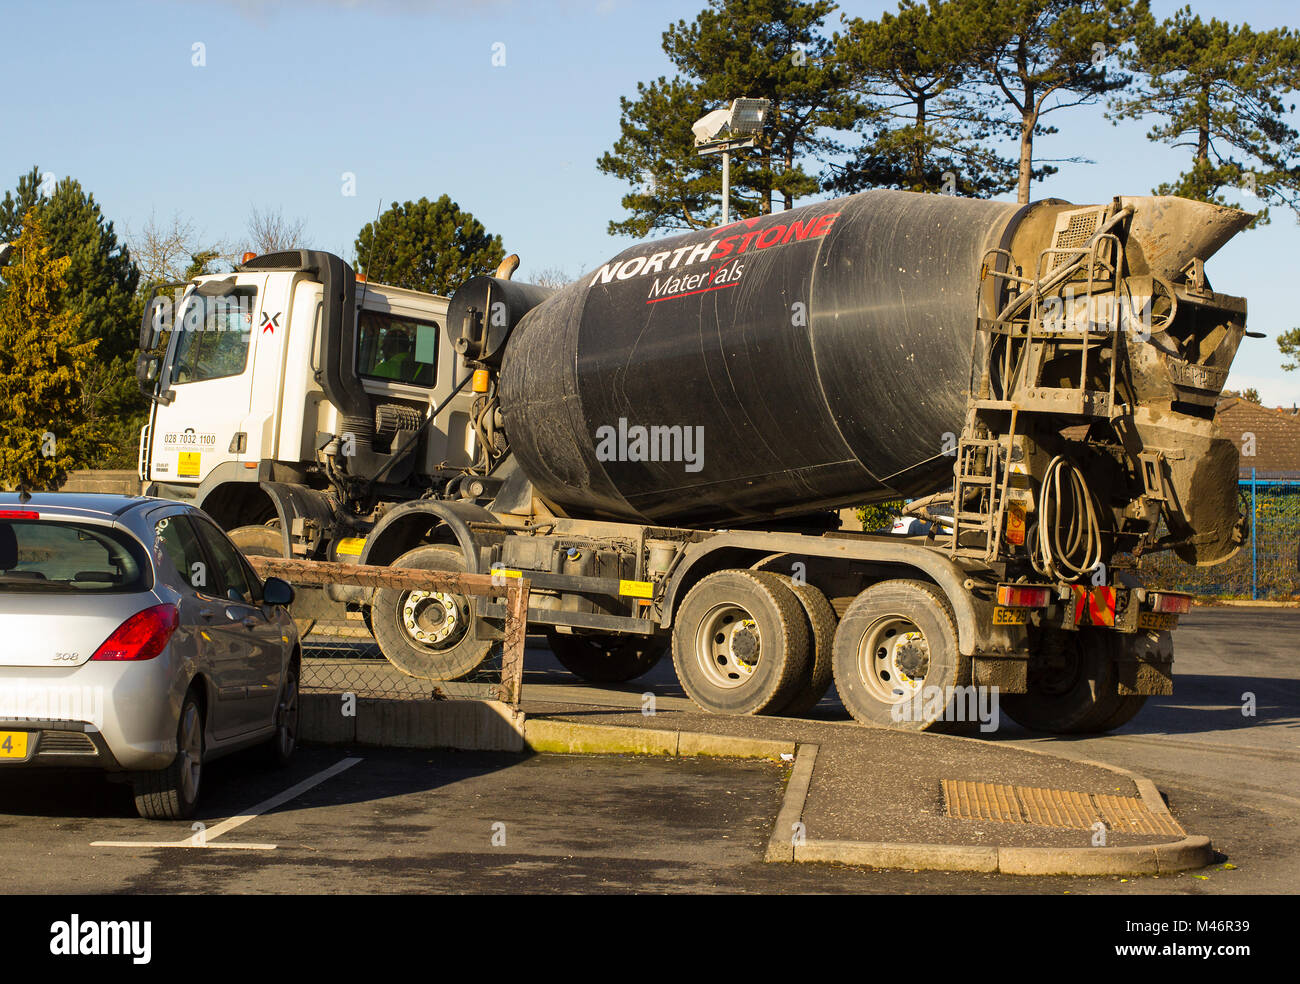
[693,98,771,225]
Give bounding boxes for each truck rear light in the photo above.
[1149,592,1192,614]
[0,510,39,519]
[91,604,180,661]
[997,584,1052,608]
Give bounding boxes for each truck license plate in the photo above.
[0,731,29,759]
[1137,612,1177,631]
[992,606,1028,625]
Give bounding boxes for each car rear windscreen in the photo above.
[0,519,150,593]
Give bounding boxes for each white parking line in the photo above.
[92,756,363,850]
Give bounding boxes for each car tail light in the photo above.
[0,510,39,519]
[997,584,1052,608]
[1149,591,1193,615]
[91,604,180,661]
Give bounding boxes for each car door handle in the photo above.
[199,609,215,620]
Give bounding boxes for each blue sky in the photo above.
[5,0,1299,403]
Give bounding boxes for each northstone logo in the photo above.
[588,211,841,291]
[49,914,151,964]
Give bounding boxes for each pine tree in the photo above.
[1109,6,1300,223]
[969,0,1138,203]
[0,211,105,491]
[599,0,855,236]
[830,0,1021,197]
[355,196,504,296]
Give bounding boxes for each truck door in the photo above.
[147,279,264,487]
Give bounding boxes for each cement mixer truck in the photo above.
[135,188,1253,733]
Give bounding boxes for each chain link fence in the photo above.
[1138,471,1300,600]
[247,557,529,705]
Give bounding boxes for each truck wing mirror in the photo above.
[135,352,174,406]
[139,293,170,351]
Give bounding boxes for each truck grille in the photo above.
[37,731,97,756]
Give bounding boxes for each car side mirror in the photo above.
[263,577,295,607]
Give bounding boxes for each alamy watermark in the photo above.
[594,418,704,473]
[890,684,1000,732]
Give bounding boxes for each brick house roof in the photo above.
[1216,397,1300,476]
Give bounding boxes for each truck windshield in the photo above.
[358,311,437,386]
[169,286,258,384]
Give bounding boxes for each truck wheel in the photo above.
[766,576,837,717]
[371,545,493,681]
[1087,694,1148,733]
[229,525,284,557]
[672,570,809,716]
[132,690,204,821]
[1001,630,1139,734]
[545,630,667,683]
[831,579,969,731]
[229,526,322,636]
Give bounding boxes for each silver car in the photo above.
[0,493,300,819]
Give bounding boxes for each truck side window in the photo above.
[358,311,437,387]
[171,288,257,384]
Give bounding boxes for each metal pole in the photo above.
[1251,467,1258,601]
[721,149,730,225]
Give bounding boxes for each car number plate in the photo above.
[1137,612,1177,631]
[0,731,30,759]
[992,606,1028,625]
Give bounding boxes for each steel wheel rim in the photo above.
[179,703,202,803]
[694,603,761,690]
[858,615,929,703]
[401,589,469,649]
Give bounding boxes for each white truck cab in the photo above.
[136,251,479,553]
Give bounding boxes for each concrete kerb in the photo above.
[792,836,1212,875]
[298,695,1210,876]
[300,693,526,752]
[299,694,796,760]
[521,717,797,761]
[754,727,1210,876]
[765,743,819,863]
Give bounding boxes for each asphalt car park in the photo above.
[0,608,1294,895]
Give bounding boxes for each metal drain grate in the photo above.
[942,779,1184,836]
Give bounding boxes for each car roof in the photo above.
[0,492,178,519]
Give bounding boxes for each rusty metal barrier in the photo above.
[247,557,531,707]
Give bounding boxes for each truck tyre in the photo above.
[765,576,837,717]
[672,569,809,716]
[229,525,323,637]
[1002,630,1140,734]
[371,544,493,681]
[1086,694,1148,733]
[545,630,667,683]
[132,689,204,821]
[228,525,284,557]
[831,579,969,731]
